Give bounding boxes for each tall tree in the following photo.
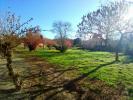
[0,12,33,90]
[52,21,71,52]
[77,0,133,61]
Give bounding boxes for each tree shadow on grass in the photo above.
[64,61,116,88]
[20,61,116,100]
[0,64,13,82]
[128,88,133,97]
[0,84,63,100]
[62,61,116,99]
[0,88,25,100]
[28,85,64,100]
[0,88,16,94]
[23,66,78,81]
[0,60,116,100]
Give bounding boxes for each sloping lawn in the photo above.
[21,48,133,97]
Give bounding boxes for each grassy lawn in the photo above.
[19,47,133,97]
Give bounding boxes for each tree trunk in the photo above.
[6,48,22,90]
[115,34,123,62]
[105,34,109,48]
[115,50,119,61]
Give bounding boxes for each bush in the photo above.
[54,45,68,53]
[23,27,43,51]
[27,42,37,51]
[53,39,72,52]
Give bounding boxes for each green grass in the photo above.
[19,48,133,97]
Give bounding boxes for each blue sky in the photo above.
[0,0,106,39]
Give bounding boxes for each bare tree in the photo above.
[77,0,133,61]
[0,12,33,90]
[52,21,71,52]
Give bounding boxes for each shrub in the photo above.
[53,39,72,52]
[23,27,43,51]
[54,45,68,53]
[27,42,37,51]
